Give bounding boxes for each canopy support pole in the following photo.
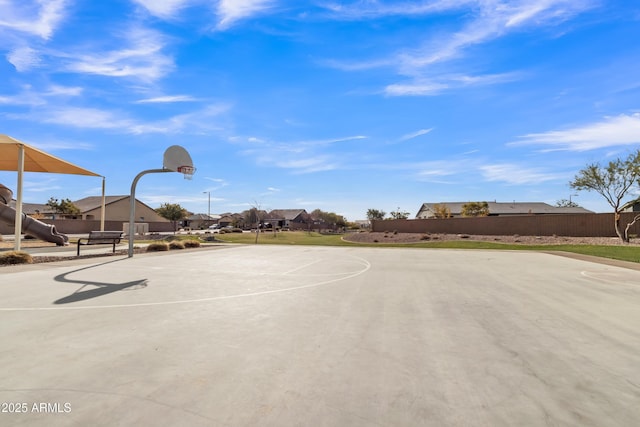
[100,177,106,231]
[13,144,24,251]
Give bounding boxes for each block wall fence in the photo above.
[0,220,175,235]
[372,213,640,237]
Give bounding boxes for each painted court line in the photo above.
[0,255,371,312]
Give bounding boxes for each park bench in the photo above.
[77,231,124,256]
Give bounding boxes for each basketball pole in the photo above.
[128,168,171,257]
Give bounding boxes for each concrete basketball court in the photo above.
[1,245,639,426]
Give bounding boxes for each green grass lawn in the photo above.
[211,231,640,264]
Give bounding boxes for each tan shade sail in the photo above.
[1,134,103,251]
[0,134,100,176]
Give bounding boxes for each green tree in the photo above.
[366,209,386,221]
[389,208,410,220]
[570,150,640,242]
[311,209,346,228]
[555,199,580,208]
[461,201,490,217]
[46,197,80,216]
[156,203,189,233]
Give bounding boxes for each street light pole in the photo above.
[203,191,210,226]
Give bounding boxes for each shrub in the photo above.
[183,240,201,248]
[146,242,169,252]
[231,228,243,233]
[0,251,33,265]
[169,241,185,250]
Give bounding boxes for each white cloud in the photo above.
[512,114,640,151]
[61,27,174,82]
[321,0,475,20]
[37,106,135,130]
[0,0,68,39]
[132,0,190,19]
[325,1,593,96]
[0,84,81,108]
[10,103,230,135]
[393,1,592,74]
[385,72,520,96]
[216,0,276,30]
[385,81,448,96]
[480,163,563,185]
[399,128,433,142]
[31,139,93,151]
[273,156,338,174]
[44,84,83,96]
[135,95,197,104]
[6,46,41,71]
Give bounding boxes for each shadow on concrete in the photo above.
[53,258,147,305]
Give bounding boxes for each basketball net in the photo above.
[177,165,195,180]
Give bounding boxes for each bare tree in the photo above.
[570,150,640,242]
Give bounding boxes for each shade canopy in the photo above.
[0,134,100,176]
[0,134,102,251]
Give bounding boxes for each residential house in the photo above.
[186,213,220,229]
[415,201,593,219]
[72,195,167,222]
[265,209,309,229]
[622,198,640,213]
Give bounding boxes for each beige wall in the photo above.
[83,198,167,222]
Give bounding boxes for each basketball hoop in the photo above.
[177,165,195,180]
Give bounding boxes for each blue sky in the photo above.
[1,0,640,221]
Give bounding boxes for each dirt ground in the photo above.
[343,232,639,246]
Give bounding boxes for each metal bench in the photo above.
[77,231,124,256]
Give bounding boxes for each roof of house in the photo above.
[187,213,220,221]
[417,202,593,216]
[72,195,128,212]
[8,200,52,214]
[267,209,307,220]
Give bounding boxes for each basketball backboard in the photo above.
[163,145,195,174]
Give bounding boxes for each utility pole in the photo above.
[203,191,211,226]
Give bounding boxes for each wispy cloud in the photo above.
[398,128,433,142]
[132,0,190,19]
[134,95,198,104]
[9,103,231,135]
[0,84,82,108]
[60,27,174,82]
[324,1,594,96]
[273,156,339,174]
[413,159,464,181]
[35,106,136,130]
[384,72,521,96]
[203,178,230,192]
[215,0,276,30]
[6,46,41,71]
[238,134,366,173]
[511,113,640,151]
[45,85,83,96]
[0,0,68,40]
[479,163,564,185]
[31,139,94,151]
[320,0,474,19]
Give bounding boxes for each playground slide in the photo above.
[0,183,69,246]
